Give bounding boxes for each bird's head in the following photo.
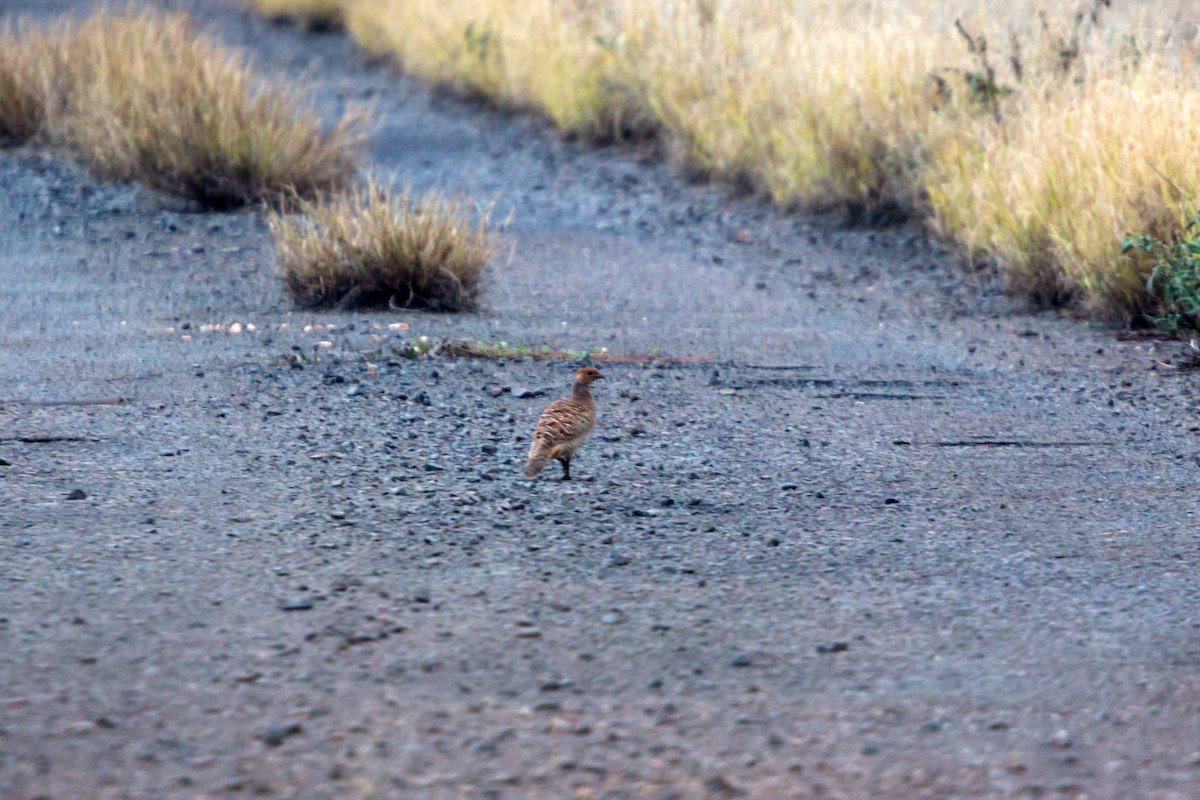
[574,366,604,386]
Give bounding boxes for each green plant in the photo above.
[1123,212,1200,332]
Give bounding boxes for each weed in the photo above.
[1123,212,1200,332]
[270,179,496,312]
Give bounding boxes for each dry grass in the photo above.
[251,0,343,31]
[0,9,364,209]
[345,0,654,141]
[270,180,496,311]
[330,0,1200,321]
[0,26,45,146]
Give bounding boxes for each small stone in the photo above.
[703,774,745,797]
[258,722,303,747]
[346,384,362,397]
[481,444,498,454]
[330,509,346,520]
[413,588,431,603]
[608,554,631,567]
[780,483,798,491]
[515,387,547,399]
[516,628,542,639]
[0,457,11,466]
[884,497,900,505]
[423,463,444,472]
[729,653,752,668]
[600,612,622,625]
[66,488,87,500]
[1050,729,1072,748]
[281,597,314,611]
[816,641,849,654]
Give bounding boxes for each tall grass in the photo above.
[315,0,1200,322]
[0,10,364,208]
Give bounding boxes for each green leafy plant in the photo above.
[1122,212,1200,332]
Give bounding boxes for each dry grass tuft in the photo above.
[0,26,46,146]
[251,0,344,32]
[270,180,496,312]
[0,10,364,209]
[53,11,365,208]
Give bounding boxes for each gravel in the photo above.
[1,1,1198,798]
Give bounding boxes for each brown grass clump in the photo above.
[270,180,495,311]
[0,26,45,146]
[56,10,365,208]
[251,0,344,32]
[1,10,365,209]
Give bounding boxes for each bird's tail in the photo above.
[524,442,563,478]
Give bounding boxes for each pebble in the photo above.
[729,652,752,668]
[515,386,548,399]
[0,457,10,466]
[1050,729,1072,748]
[600,612,623,625]
[258,722,303,747]
[281,597,314,611]
[816,641,849,654]
[66,488,87,500]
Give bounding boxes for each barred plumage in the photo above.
[524,367,604,480]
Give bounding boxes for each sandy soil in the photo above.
[2,2,1199,799]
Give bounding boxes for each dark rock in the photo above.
[816,641,849,654]
[281,597,314,611]
[729,652,752,668]
[703,774,746,797]
[66,488,87,500]
[515,387,548,399]
[258,722,303,747]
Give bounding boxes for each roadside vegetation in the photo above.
[2,9,497,312]
[271,181,496,311]
[258,0,1200,329]
[1,10,364,208]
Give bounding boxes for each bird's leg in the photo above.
[558,457,571,481]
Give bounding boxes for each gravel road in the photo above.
[2,2,1199,798]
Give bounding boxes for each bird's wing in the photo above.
[534,398,591,444]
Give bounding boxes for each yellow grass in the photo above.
[270,180,496,311]
[0,25,45,146]
[0,9,364,209]
[247,0,1200,319]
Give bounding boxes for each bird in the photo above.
[524,366,604,481]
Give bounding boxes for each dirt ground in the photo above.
[2,2,1199,799]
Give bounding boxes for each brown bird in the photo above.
[524,366,604,481]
